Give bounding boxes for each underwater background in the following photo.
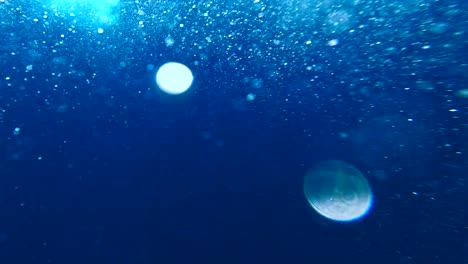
[0,0,466,263]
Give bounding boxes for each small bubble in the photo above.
[455,89,468,98]
[246,93,256,101]
[165,36,175,47]
[328,39,339,46]
[146,64,154,71]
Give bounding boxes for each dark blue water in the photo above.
[0,0,466,263]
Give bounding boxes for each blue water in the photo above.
[0,0,466,263]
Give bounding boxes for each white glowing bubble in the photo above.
[156,62,193,95]
[328,39,339,46]
[303,160,373,222]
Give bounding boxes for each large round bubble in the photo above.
[303,160,373,222]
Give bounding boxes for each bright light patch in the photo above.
[46,0,120,27]
[156,62,194,95]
